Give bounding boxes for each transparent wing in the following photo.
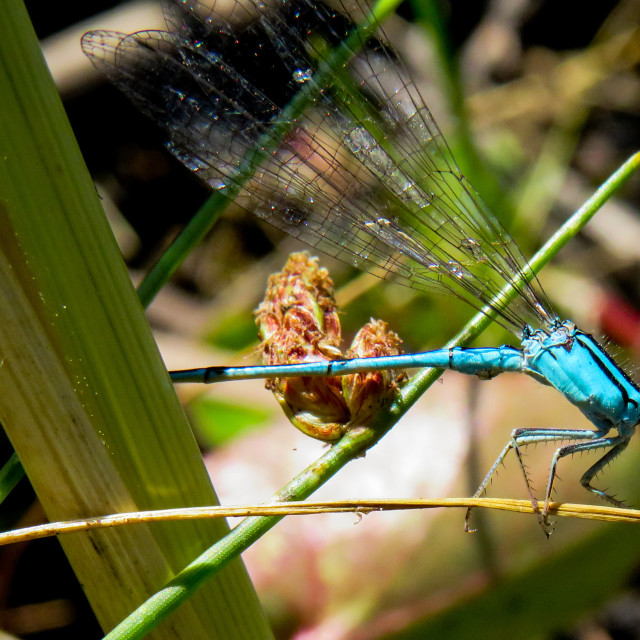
[81,0,554,334]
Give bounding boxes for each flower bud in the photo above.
[256,253,405,441]
[343,319,405,424]
[255,253,348,441]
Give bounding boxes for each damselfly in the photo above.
[82,0,639,532]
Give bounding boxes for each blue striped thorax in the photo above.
[523,319,640,435]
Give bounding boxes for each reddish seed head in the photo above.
[256,253,405,441]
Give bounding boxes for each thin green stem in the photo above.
[410,0,500,206]
[410,1,472,164]
[0,453,24,504]
[136,192,227,308]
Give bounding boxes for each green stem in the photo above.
[136,192,227,308]
[0,453,24,504]
[410,0,489,191]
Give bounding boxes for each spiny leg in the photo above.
[506,428,602,535]
[543,435,631,524]
[581,438,630,505]
[466,428,602,534]
[465,428,552,532]
[465,438,515,533]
